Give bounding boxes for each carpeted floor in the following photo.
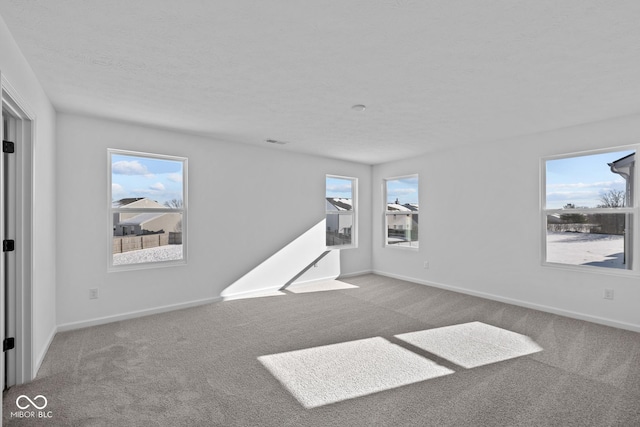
[3,274,640,426]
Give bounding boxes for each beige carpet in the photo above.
[3,274,640,426]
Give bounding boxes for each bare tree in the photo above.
[598,190,625,208]
[164,199,183,208]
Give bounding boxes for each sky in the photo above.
[546,150,633,209]
[326,177,353,199]
[111,153,184,205]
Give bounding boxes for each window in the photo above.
[543,148,636,271]
[326,175,357,248]
[384,175,419,248]
[108,149,187,270]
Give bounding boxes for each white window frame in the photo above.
[541,146,638,275]
[108,149,188,271]
[384,174,419,250]
[325,175,357,249]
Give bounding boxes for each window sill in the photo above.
[326,245,358,250]
[385,244,419,251]
[541,261,639,277]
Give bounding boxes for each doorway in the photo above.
[1,80,34,392]
[2,107,17,390]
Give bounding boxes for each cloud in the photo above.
[546,180,623,190]
[167,173,182,183]
[112,183,125,195]
[389,188,417,195]
[326,184,352,193]
[149,182,165,192]
[112,160,154,177]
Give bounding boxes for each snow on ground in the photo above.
[113,245,183,266]
[546,232,624,268]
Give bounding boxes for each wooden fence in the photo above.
[113,233,170,254]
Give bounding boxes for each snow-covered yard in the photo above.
[113,244,183,266]
[546,232,624,268]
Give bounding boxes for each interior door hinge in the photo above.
[3,240,15,252]
[2,140,15,153]
[3,337,15,352]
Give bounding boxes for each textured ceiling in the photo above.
[1,1,640,164]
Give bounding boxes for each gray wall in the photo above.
[56,113,372,327]
[372,114,640,331]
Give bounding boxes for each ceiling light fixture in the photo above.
[351,104,366,111]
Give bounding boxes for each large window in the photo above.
[326,175,356,248]
[384,175,419,248]
[543,148,636,271]
[108,149,187,270]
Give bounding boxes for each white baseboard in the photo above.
[57,296,222,332]
[290,274,339,287]
[373,270,640,333]
[338,269,373,279]
[33,325,57,380]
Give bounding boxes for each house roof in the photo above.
[119,212,166,226]
[112,198,147,208]
[326,198,352,211]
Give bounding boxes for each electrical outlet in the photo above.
[423,261,429,269]
[89,288,99,299]
[603,289,614,300]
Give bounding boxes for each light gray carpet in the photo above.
[3,274,640,426]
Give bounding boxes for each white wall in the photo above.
[372,114,640,331]
[0,15,57,374]
[56,113,372,328]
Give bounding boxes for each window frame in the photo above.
[541,146,638,275]
[383,174,419,250]
[325,175,358,249]
[108,149,188,272]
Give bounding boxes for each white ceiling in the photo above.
[1,1,640,165]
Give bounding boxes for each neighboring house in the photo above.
[115,212,182,236]
[386,202,418,230]
[326,198,353,238]
[608,152,635,206]
[112,198,181,236]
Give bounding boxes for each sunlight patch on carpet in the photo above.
[395,322,543,369]
[258,337,454,408]
[287,279,359,294]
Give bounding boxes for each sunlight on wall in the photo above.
[258,337,454,409]
[396,322,543,369]
[221,220,339,300]
[259,322,542,408]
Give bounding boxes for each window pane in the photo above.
[546,213,629,269]
[386,177,419,212]
[326,213,353,246]
[326,177,353,211]
[546,150,634,209]
[387,213,419,248]
[112,212,183,266]
[112,153,184,209]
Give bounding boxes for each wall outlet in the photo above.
[423,261,429,269]
[603,289,614,300]
[89,288,99,299]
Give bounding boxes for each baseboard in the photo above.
[338,269,373,279]
[373,270,640,333]
[290,274,339,287]
[57,296,222,332]
[33,324,57,380]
